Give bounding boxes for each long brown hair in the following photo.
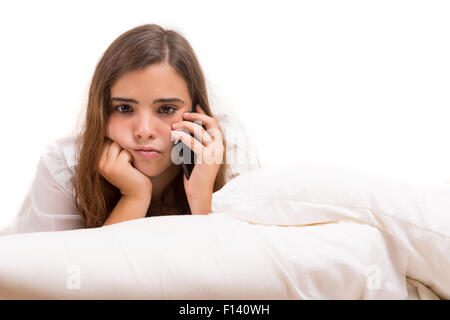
[72,24,230,228]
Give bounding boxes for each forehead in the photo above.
[111,63,190,98]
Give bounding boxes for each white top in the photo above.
[1,136,85,236]
[0,114,261,236]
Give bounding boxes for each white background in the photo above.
[0,0,449,229]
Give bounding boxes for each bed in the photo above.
[0,163,448,299]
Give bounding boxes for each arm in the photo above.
[103,195,150,226]
[98,139,153,226]
[187,192,212,215]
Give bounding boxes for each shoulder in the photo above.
[42,135,77,169]
[38,135,78,194]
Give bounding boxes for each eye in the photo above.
[113,104,132,113]
[111,104,178,115]
[158,105,177,115]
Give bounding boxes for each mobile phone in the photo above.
[172,103,205,180]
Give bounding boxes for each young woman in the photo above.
[73,24,230,228]
[0,23,237,235]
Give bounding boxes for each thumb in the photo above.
[118,148,133,165]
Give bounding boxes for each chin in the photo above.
[133,161,164,178]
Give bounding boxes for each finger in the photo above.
[174,121,212,145]
[171,130,204,155]
[106,141,122,165]
[99,140,112,171]
[182,109,217,130]
[117,148,132,165]
[205,127,224,143]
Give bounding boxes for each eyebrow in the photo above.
[111,97,185,104]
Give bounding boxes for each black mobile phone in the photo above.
[172,103,205,180]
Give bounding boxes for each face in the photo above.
[107,62,193,178]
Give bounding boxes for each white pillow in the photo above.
[0,213,411,299]
[212,163,450,299]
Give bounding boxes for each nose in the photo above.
[134,113,157,140]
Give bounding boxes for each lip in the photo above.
[133,146,160,152]
[135,150,160,159]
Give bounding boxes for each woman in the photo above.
[0,23,237,235]
[73,23,230,228]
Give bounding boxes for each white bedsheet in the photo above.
[0,213,423,299]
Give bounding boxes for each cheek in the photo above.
[106,120,124,141]
[105,123,114,139]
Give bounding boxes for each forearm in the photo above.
[103,195,150,226]
[187,193,212,215]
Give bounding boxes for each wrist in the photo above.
[186,186,213,200]
[103,193,151,226]
[187,192,212,215]
[123,192,151,205]
[122,187,152,202]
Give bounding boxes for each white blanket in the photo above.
[0,213,413,299]
[0,163,447,299]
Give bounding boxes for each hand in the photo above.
[98,138,153,201]
[170,104,224,197]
